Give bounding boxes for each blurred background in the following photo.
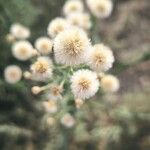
[0,0,149,150]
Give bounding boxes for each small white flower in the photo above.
[43,100,57,113]
[12,41,33,61]
[71,69,99,99]
[63,0,84,16]
[101,75,120,92]
[61,113,75,128]
[67,12,91,30]
[86,0,113,18]
[31,56,53,81]
[47,18,69,38]
[10,23,30,39]
[88,44,114,72]
[54,27,91,65]
[4,65,22,84]
[35,37,53,55]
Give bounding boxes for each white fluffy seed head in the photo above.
[67,12,92,30]
[101,75,120,92]
[54,27,91,66]
[35,37,53,55]
[4,65,22,84]
[47,18,69,38]
[12,41,33,61]
[88,44,114,72]
[31,56,53,81]
[63,0,84,16]
[86,0,113,18]
[61,113,75,128]
[71,69,99,99]
[10,23,30,39]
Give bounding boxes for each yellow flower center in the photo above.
[20,47,27,55]
[65,36,84,56]
[96,4,105,12]
[78,78,91,90]
[93,52,106,66]
[35,61,49,73]
[51,86,62,96]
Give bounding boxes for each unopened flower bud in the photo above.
[6,34,16,43]
[75,98,84,108]
[23,71,31,79]
[31,86,42,95]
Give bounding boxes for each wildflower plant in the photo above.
[5,0,119,129]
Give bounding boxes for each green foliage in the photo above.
[0,0,38,27]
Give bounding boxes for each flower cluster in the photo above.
[4,0,119,128]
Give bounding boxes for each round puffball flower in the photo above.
[86,0,113,18]
[70,69,99,99]
[30,56,53,81]
[67,12,91,30]
[63,0,84,16]
[42,100,57,113]
[47,18,69,38]
[101,75,120,92]
[12,41,33,61]
[35,37,53,55]
[10,23,30,39]
[54,27,91,66]
[4,65,22,84]
[88,44,114,72]
[61,113,75,128]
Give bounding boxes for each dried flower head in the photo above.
[86,0,113,18]
[67,12,91,30]
[63,0,84,16]
[101,75,120,92]
[35,37,53,55]
[10,23,30,39]
[71,69,99,99]
[4,65,22,84]
[12,41,33,61]
[88,44,114,72]
[61,113,75,128]
[54,27,91,65]
[47,84,63,101]
[31,57,53,81]
[47,18,69,38]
